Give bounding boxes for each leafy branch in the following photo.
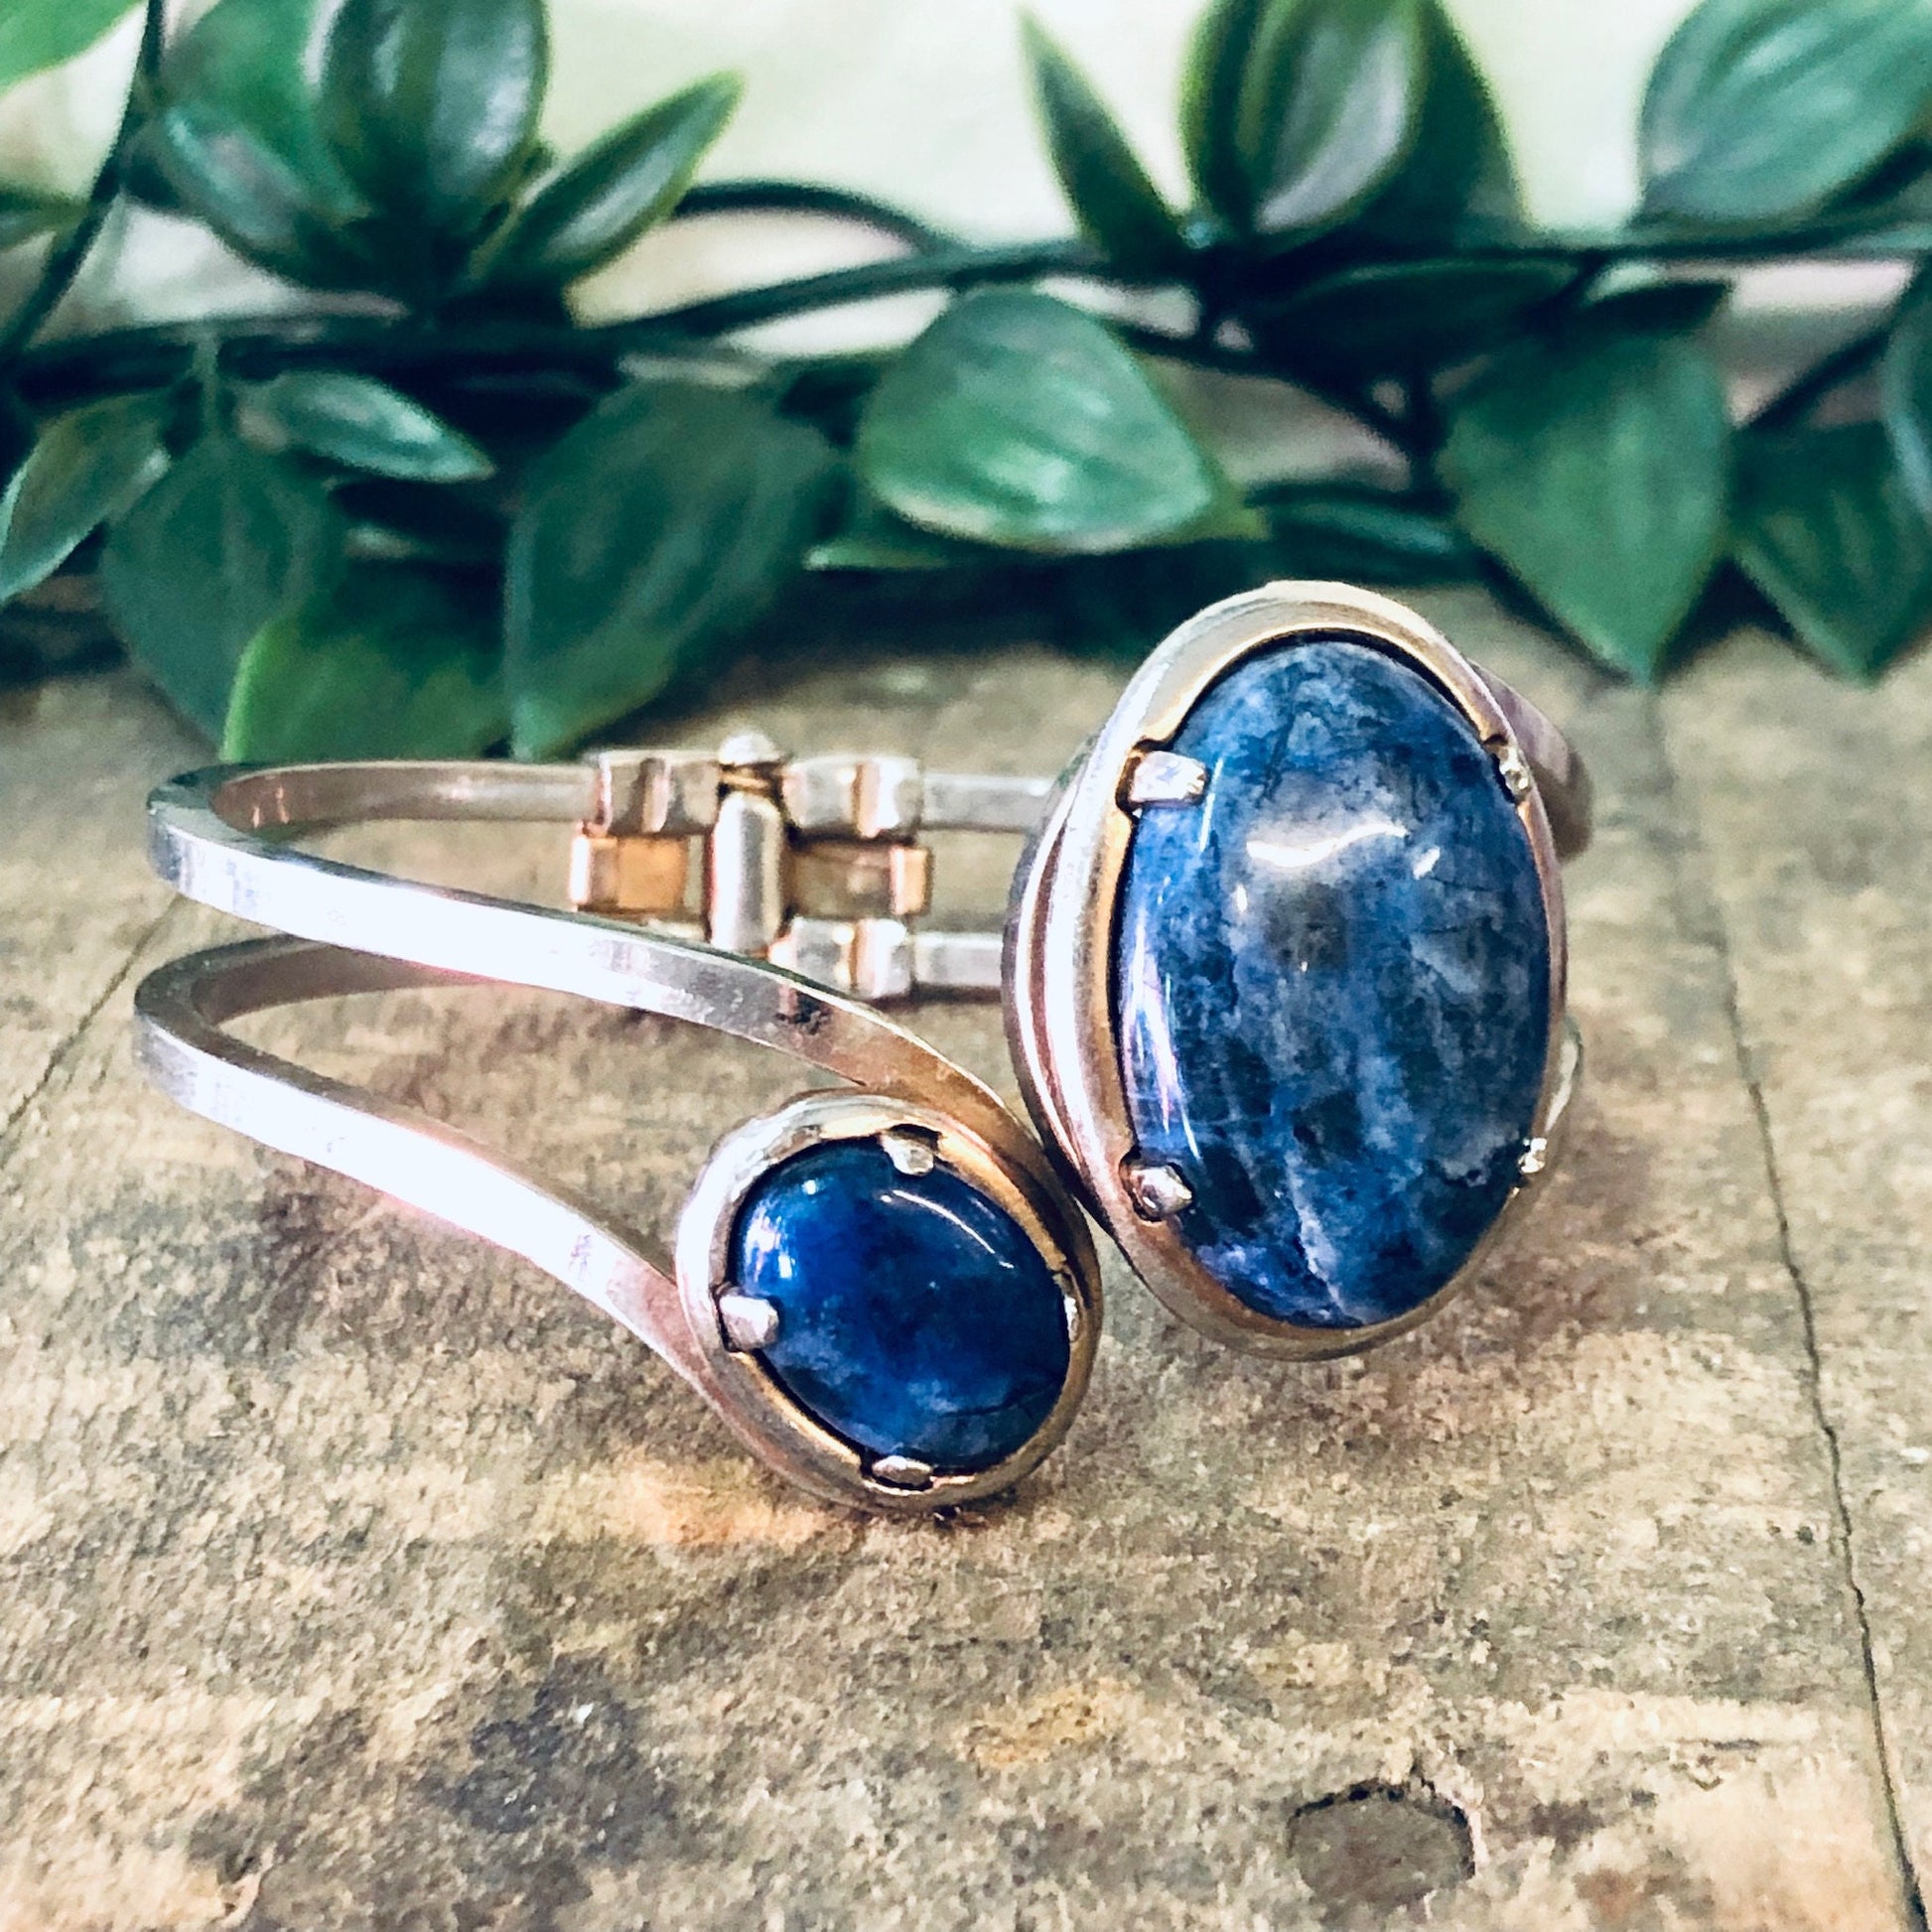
[4,0,1932,762]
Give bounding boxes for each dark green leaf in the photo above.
[1640,0,1932,226]
[0,394,171,601]
[240,372,492,482]
[320,0,547,240]
[0,184,85,250]
[1022,16,1185,273]
[1235,0,1427,239]
[1441,328,1732,679]
[505,384,838,758]
[1734,422,1932,678]
[99,435,345,737]
[1039,540,1275,658]
[153,0,370,287]
[336,477,504,567]
[1356,0,1518,239]
[855,289,1258,553]
[482,73,739,288]
[1881,268,1932,516]
[1581,277,1731,335]
[222,564,505,759]
[808,491,996,573]
[1261,483,1477,583]
[1181,0,1270,227]
[1247,256,1574,377]
[0,0,136,94]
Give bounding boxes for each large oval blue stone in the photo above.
[731,1141,1070,1470]
[1117,636,1551,1329]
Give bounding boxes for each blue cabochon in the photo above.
[731,1141,1070,1470]
[1117,636,1551,1329]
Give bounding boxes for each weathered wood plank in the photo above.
[0,605,1914,1928]
[1662,629,1932,1914]
[0,670,195,1135]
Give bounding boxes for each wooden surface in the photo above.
[2,589,1929,1930]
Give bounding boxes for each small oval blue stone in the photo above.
[1117,636,1551,1329]
[731,1141,1070,1470]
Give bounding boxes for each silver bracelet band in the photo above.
[135,933,1100,1513]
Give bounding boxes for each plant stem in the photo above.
[633,236,1110,335]
[9,206,1926,428]
[10,238,1130,407]
[1746,325,1890,432]
[0,0,165,364]
[675,181,954,252]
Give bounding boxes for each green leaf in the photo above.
[482,73,739,289]
[1734,422,1932,678]
[0,184,85,250]
[855,289,1258,553]
[336,477,504,567]
[1262,483,1477,583]
[320,0,547,241]
[1235,0,1427,239]
[222,564,505,759]
[1355,0,1518,239]
[505,384,838,759]
[0,0,136,95]
[1039,540,1276,658]
[1441,327,1732,679]
[1181,0,1270,226]
[153,0,370,287]
[240,372,492,482]
[807,491,996,573]
[1022,17,1185,273]
[1640,0,1932,227]
[1581,277,1731,335]
[1881,268,1932,516]
[1247,256,1574,377]
[99,435,345,737]
[0,394,171,601]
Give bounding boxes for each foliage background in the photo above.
[1,0,1928,760]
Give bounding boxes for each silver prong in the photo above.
[1518,1136,1550,1178]
[1125,750,1209,809]
[880,1129,937,1176]
[870,1453,935,1490]
[1494,743,1535,802]
[717,1291,780,1350]
[1123,1158,1193,1221]
[1055,1270,1084,1339]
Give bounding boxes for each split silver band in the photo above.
[134,931,1100,1512]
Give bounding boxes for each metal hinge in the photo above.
[568,733,998,1001]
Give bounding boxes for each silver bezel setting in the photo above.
[1007,580,1577,1360]
[674,1089,1102,1514]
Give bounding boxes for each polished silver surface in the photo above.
[718,1293,782,1351]
[1124,751,1210,808]
[871,1455,937,1489]
[880,1129,938,1176]
[134,935,1101,1514]
[149,751,1060,1003]
[707,789,786,956]
[1122,1160,1195,1221]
